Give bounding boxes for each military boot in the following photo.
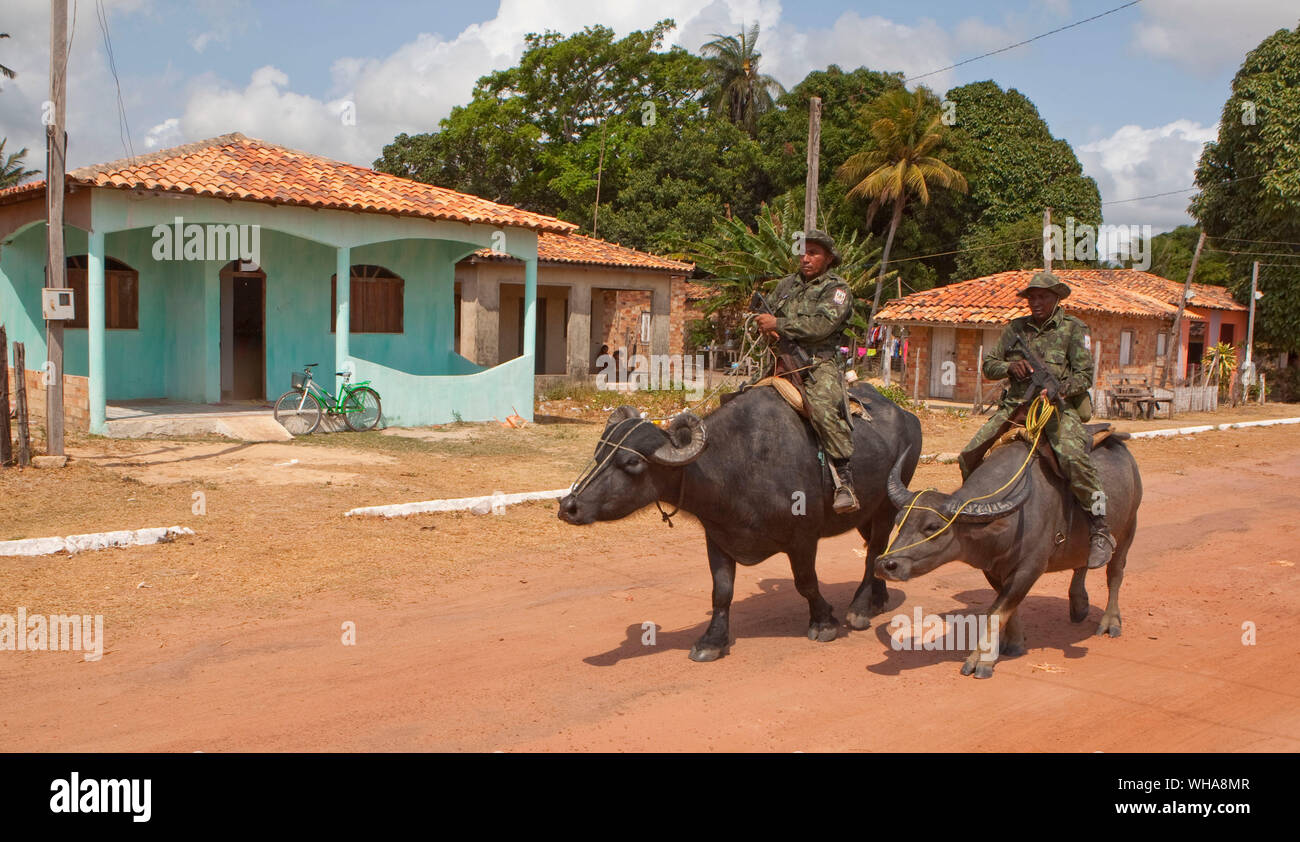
[832,460,860,514]
[1086,513,1116,569]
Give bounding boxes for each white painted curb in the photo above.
[0,526,196,558]
[345,488,572,518]
[917,416,1300,461]
[1128,416,1300,439]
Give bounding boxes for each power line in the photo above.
[886,235,1041,265]
[95,0,133,161]
[1206,247,1300,259]
[904,0,1143,83]
[1099,173,1265,207]
[1209,234,1300,248]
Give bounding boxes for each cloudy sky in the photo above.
[1,0,1296,237]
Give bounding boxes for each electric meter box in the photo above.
[42,288,75,320]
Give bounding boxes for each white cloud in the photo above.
[143,117,182,148]
[1078,119,1219,235]
[1132,0,1298,73]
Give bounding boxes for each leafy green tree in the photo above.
[1142,225,1233,286]
[700,23,784,136]
[0,139,39,188]
[922,81,1100,281]
[670,194,885,337]
[1191,25,1300,353]
[837,86,967,335]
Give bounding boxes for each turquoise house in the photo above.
[0,133,576,433]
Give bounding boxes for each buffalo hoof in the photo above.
[807,620,839,643]
[1096,614,1122,638]
[961,659,995,679]
[1069,598,1090,623]
[688,642,726,662]
[845,611,871,631]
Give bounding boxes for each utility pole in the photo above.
[45,0,68,456]
[1160,230,1205,388]
[1042,207,1052,273]
[803,96,821,234]
[1244,260,1260,401]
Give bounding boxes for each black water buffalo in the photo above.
[878,426,1141,678]
[557,383,922,661]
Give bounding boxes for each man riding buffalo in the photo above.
[959,270,1116,569]
[753,230,859,514]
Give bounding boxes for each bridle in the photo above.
[568,417,688,528]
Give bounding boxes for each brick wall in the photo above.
[5,367,90,434]
[667,275,687,355]
[598,289,653,355]
[890,313,1174,403]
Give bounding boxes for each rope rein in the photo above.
[882,396,1056,557]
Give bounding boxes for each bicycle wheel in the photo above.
[274,389,323,435]
[344,387,382,432]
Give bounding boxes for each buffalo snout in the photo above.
[557,494,587,524]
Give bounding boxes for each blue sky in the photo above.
[2,0,1296,236]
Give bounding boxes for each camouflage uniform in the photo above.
[960,303,1105,513]
[764,267,855,460]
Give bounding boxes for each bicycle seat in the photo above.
[305,362,319,368]
[335,371,350,377]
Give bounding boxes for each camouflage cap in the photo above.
[1017,270,1071,300]
[802,229,842,268]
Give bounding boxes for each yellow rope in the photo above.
[882,396,1056,557]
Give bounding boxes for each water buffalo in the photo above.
[557,383,922,661]
[877,425,1141,678]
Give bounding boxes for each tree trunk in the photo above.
[866,195,906,341]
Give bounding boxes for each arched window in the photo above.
[330,264,404,333]
[64,255,139,329]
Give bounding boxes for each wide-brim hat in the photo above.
[1017,270,1071,300]
[803,229,841,268]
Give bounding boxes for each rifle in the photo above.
[1008,331,1067,415]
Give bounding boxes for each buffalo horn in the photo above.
[606,405,640,427]
[945,470,1032,522]
[650,412,707,466]
[886,447,916,509]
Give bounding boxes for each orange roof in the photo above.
[472,231,692,272]
[1100,270,1245,311]
[0,133,576,234]
[875,268,1228,326]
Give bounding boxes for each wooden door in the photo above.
[930,327,956,399]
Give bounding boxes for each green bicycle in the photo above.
[273,363,382,435]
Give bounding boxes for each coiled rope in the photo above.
[881,395,1056,557]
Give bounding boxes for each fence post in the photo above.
[14,342,32,467]
[0,325,11,467]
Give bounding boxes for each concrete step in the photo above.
[106,413,292,441]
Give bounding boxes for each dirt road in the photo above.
[3,421,1298,752]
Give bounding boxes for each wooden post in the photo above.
[1092,339,1103,417]
[1260,372,1267,405]
[1042,207,1052,273]
[913,348,922,401]
[45,0,68,456]
[1161,230,1205,387]
[974,345,983,413]
[804,96,821,233]
[14,342,32,467]
[1246,261,1259,401]
[0,325,11,466]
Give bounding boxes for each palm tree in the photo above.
[670,194,888,343]
[838,86,967,337]
[1,33,15,81]
[700,23,784,136]
[0,138,39,188]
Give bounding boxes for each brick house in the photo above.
[454,232,693,380]
[874,268,1248,404]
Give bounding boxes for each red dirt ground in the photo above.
[3,425,1298,752]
